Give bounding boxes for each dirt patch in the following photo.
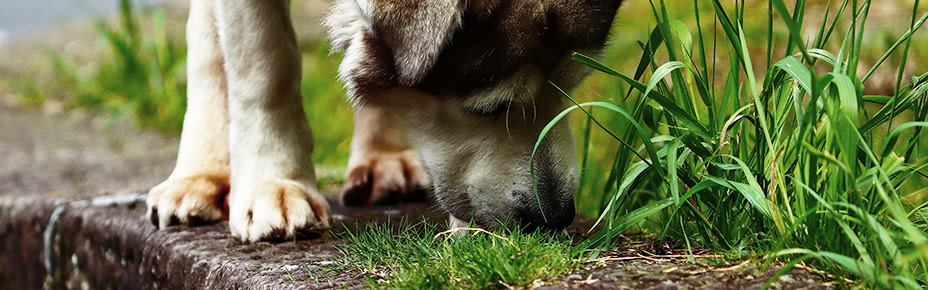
[540,242,832,290]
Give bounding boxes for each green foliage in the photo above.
[299,40,353,166]
[551,0,928,288]
[52,0,186,133]
[16,80,47,107]
[338,221,577,289]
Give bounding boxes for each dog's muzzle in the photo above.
[512,191,575,231]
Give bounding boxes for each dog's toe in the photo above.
[229,181,331,243]
[147,173,230,229]
[341,166,374,206]
[341,150,430,206]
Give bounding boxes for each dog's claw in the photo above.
[148,206,159,228]
[341,167,374,206]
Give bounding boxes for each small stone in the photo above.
[281,265,300,272]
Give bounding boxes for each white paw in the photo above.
[341,150,430,206]
[229,180,331,243]
[147,173,230,228]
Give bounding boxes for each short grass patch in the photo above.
[337,221,578,289]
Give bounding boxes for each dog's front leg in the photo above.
[148,0,231,229]
[216,0,330,242]
[341,107,430,206]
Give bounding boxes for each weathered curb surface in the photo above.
[0,194,442,290]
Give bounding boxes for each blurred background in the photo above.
[0,0,158,43]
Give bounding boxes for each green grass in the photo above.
[546,0,928,288]
[50,0,186,133]
[298,39,353,166]
[337,220,578,289]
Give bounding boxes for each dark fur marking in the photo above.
[348,33,400,102]
[513,141,575,230]
[333,0,623,102]
[265,228,289,242]
[341,166,374,206]
[246,210,254,227]
[417,0,622,97]
[277,188,289,226]
[149,207,159,228]
[202,174,231,217]
[369,0,460,86]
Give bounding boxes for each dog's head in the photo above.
[326,0,620,230]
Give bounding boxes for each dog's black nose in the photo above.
[512,191,575,231]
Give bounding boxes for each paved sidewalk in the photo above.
[0,106,177,199]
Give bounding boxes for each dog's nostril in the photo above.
[514,192,575,231]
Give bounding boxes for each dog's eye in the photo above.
[463,102,510,116]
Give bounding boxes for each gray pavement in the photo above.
[0,106,177,199]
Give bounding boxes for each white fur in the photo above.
[215,0,330,242]
[148,0,230,229]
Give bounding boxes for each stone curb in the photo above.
[0,194,434,290]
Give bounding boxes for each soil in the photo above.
[0,1,837,289]
[538,237,834,289]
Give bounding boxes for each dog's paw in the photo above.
[341,150,430,206]
[147,174,230,229]
[229,181,331,243]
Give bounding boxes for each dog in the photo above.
[146,0,621,243]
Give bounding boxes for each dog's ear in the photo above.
[359,0,463,87]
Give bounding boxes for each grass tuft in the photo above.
[337,220,578,289]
